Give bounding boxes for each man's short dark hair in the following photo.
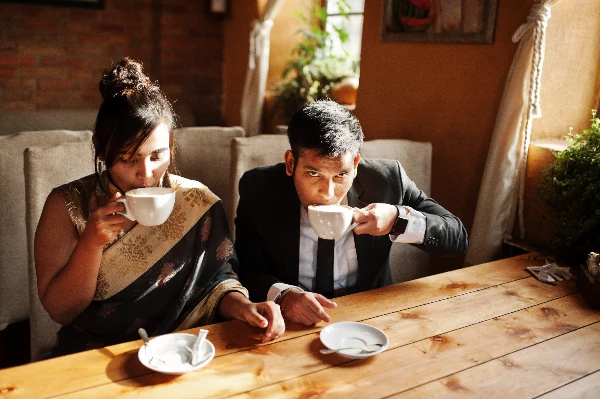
[287,100,364,159]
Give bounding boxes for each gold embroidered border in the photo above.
[60,175,101,236]
[175,279,249,331]
[94,176,219,300]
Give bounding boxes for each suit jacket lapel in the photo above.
[348,178,374,292]
[278,177,301,284]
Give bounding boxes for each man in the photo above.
[235,100,468,326]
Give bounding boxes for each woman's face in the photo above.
[108,123,171,193]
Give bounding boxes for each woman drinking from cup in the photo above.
[35,58,284,357]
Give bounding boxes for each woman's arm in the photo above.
[218,291,285,342]
[34,190,127,325]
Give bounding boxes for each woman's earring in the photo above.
[96,158,105,173]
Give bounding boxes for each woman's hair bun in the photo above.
[99,57,152,100]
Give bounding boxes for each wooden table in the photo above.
[1,253,599,398]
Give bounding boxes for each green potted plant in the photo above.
[536,109,600,266]
[271,0,358,124]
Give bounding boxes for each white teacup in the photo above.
[307,204,358,240]
[117,187,175,226]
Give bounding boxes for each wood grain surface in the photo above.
[1,253,598,399]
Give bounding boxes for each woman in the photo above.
[34,58,284,357]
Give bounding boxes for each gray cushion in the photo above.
[0,130,92,331]
[230,135,291,236]
[0,110,97,137]
[274,125,288,135]
[230,136,434,284]
[174,126,245,224]
[361,139,432,194]
[361,139,433,283]
[24,140,95,361]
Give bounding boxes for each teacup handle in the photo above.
[116,198,136,221]
[344,207,358,235]
[344,221,359,235]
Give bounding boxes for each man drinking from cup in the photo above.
[235,100,468,326]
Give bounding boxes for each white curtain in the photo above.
[240,0,287,136]
[465,0,561,266]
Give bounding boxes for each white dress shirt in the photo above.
[266,202,427,302]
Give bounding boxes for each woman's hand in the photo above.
[241,301,286,342]
[220,292,285,342]
[35,191,129,324]
[81,192,130,247]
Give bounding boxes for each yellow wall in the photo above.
[354,1,537,242]
[223,0,310,127]
[532,0,600,139]
[520,0,600,251]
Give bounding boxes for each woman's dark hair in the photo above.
[94,58,177,170]
[287,100,364,160]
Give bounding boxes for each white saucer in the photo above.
[138,332,215,375]
[320,321,389,359]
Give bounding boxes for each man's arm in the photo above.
[352,159,467,255]
[234,171,283,302]
[394,160,468,254]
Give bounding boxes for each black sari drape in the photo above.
[49,174,247,357]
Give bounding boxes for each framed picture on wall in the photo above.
[0,0,104,8]
[381,0,498,44]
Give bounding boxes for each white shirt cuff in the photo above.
[267,282,302,302]
[390,206,426,244]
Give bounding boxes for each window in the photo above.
[325,0,365,70]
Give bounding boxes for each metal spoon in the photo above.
[138,328,166,368]
[320,343,384,354]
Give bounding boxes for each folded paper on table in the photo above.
[526,262,574,284]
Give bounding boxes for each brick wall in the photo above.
[0,0,224,125]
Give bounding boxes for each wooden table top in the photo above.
[1,253,599,398]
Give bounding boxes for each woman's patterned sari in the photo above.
[49,173,247,357]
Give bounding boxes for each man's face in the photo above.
[285,148,360,209]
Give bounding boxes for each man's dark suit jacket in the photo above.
[234,158,468,302]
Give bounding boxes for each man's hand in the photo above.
[352,203,399,236]
[280,290,337,326]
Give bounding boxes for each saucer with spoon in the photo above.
[319,321,389,359]
[137,329,215,375]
